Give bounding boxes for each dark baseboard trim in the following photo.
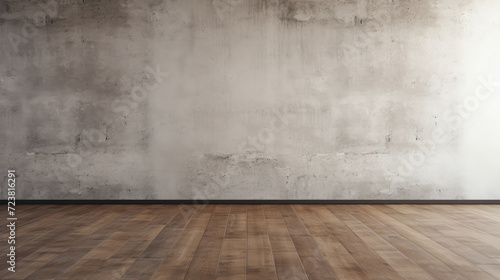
[1,200,499,205]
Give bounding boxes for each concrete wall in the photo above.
[1,0,499,200]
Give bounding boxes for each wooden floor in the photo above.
[1,204,500,279]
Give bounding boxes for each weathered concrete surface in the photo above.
[1,0,499,199]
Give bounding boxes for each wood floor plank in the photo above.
[58,259,103,280]
[413,205,500,257]
[120,259,162,280]
[25,250,89,279]
[279,205,309,236]
[1,261,46,280]
[215,205,247,280]
[294,205,370,280]
[86,258,135,280]
[148,205,182,225]
[139,205,198,258]
[373,205,497,280]
[151,205,215,280]
[247,232,275,268]
[184,205,230,280]
[357,205,471,280]
[264,205,309,280]
[247,205,278,280]
[82,239,128,260]
[110,217,168,260]
[315,205,404,280]
[6,204,500,280]
[247,205,268,236]
[282,205,338,280]
[332,205,435,280]
[17,205,107,260]
[289,235,338,280]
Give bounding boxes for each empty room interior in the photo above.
[1,0,500,279]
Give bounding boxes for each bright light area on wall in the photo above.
[458,0,500,198]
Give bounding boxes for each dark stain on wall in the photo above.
[278,0,316,22]
[274,0,438,26]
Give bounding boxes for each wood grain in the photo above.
[3,204,499,280]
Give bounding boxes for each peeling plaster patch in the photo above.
[276,0,369,25]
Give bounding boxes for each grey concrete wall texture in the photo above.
[1,0,499,200]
